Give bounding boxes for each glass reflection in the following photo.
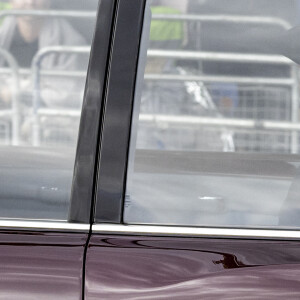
[125,0,300,228]
[0,0,98,220]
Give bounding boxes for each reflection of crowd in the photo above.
[141,0,300,152]
[0,0,96,144]
[150,0,300,91]
[139,0,234,151]
[0,0,87,107]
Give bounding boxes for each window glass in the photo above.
[125,0,300,228]
[0,0,98,220]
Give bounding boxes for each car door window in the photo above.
[125,0,300,228]
[0,0,98,220]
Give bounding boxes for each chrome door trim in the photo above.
[92,224,300,240]
[0,219,90,232]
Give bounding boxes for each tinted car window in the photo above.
[125,0,300,228]
[0,0,97,220]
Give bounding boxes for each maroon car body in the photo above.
[86,236,300,299]
[0,230,86,300]
[1,0,300,299]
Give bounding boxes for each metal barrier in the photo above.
[31,46,90,146]
[0,49,88,147]
[0,9,96,19]
[0,49,20,146]
[141,11,300,154]
[144,47,299,153]
[139,114,300,153]
[152,13,292,58]
[0,11,297,152]
[152,14,291,30]
[140,114,300,131]
[0,66,86,146]
[0,9,94,146]
[147,50,293,65]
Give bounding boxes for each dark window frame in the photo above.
[94,0,147,223]
[69,0,117,224]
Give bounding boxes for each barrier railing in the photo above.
[0,10,298,152]
[139,114,300,131]
[0,9,94,146]
[31,46,90,146]
[145,48,299,153]
[152,14,291,30]
[0,9,96,19]
[147,50,293,65]
[16,47,300,149]
[0,68,87,78]
[0,49,20,145]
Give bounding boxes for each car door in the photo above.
[85,0,300,299]
[0,0,114,299]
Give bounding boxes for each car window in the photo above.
[125,0,300,228]
[0,0,98,220]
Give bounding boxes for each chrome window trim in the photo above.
[92,224,300,240]
[0,219,90,232]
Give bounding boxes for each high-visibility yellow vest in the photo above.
[150,6,183,42]
[0,3,12,24]
[0,3,11,11]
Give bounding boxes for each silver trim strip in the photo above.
[0,220,89,231]
[92,224,300,239]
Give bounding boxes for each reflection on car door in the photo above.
[0,0,114,299]
[85,0,300,298]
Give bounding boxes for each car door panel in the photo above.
[0,229,87,300]
[83,0,300,298]
[0,0,114,298]
[86,234,300,299]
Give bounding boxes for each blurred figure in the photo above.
[138,0,234,151]
[149,0,185,50]
[0,0,89,144]
[0,0,87,108]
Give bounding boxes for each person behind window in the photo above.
[0,0,88,144]
[139,0,234,151]
[0,0,87,107]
